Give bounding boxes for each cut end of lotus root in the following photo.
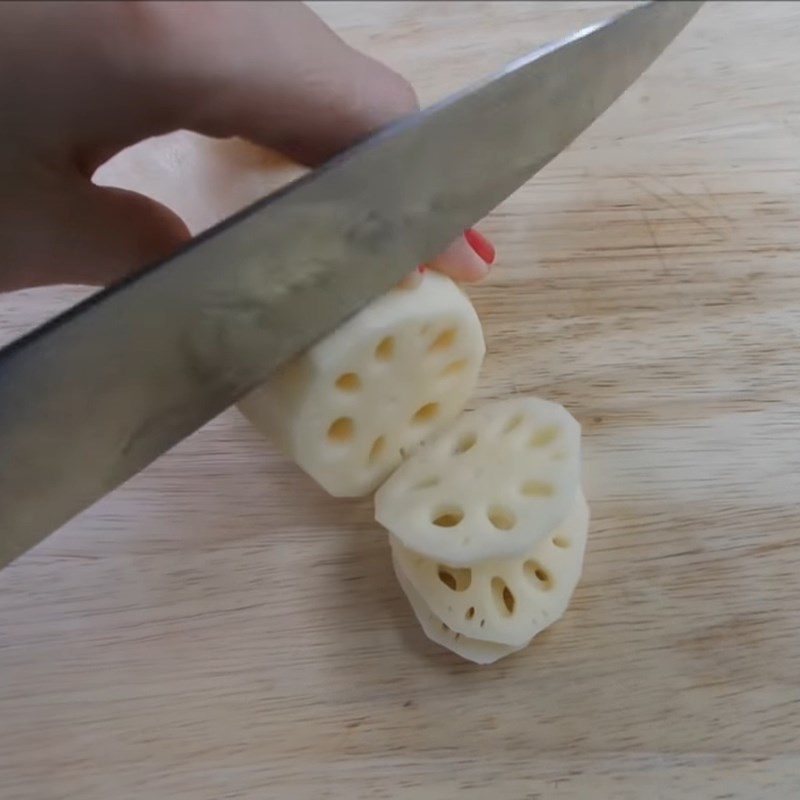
[238,271,485,497]
[375,397,582,563]
[393,557,523,665]
[392,490,589,648]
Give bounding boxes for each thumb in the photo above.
[2,179,190,290]
[77,185,191,285]
[60,185,190,286]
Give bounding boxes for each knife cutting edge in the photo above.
[0,1,703,567]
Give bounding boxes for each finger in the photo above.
[3,180,190,290]
[426,228,497,283]
[167,2,420,166]
[51,2,418,171]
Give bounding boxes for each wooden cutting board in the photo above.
[2,2,799,797]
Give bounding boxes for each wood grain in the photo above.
[2,2,800,797]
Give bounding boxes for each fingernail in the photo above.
[464,228,496,265]
[417,264,427,273]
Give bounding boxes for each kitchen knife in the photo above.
[0,1,702,567]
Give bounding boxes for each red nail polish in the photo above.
[417,264,427,273]
[464,228,496,265]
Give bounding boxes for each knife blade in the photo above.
[0,1,702,567]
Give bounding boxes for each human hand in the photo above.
[0,1,495,293]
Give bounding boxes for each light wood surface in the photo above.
[2,2,800,797]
